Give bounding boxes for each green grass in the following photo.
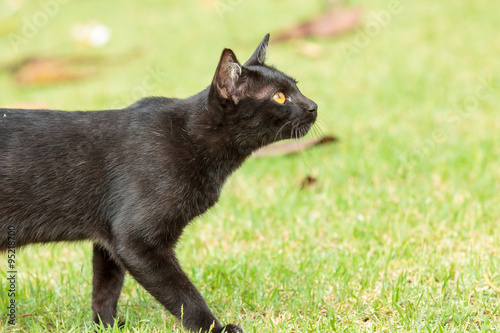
[1,0,500,331]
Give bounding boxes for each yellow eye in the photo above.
[273,92,286,104]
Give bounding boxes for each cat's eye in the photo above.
[273,92,286,104]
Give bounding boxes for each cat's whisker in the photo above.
[288,125,294,141]
[315,126,323,141]
[312,123,325,141]
[318,121,329,138]
[295,127,312,172]
[311,125,321,141]
[274,121,292,142]
[313,118,327,134]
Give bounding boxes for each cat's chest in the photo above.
[171,167,228,220]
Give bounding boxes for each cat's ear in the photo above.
[213,48,243,103]
[244,33,270,66]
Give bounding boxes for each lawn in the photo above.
[1,0,499,332]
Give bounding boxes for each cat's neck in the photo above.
[184,88,250,180]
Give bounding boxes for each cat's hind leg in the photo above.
[91,243,125,327]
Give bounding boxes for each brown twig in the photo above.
[18,311,48,318]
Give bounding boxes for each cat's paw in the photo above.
[220,324,244,333]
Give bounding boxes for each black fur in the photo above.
[0,34,317,332]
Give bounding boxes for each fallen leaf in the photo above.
[253,135,337,157]
[273,8,363,42]
[4,50,140,87]
[300,176,317,189]
[12,57,94,86]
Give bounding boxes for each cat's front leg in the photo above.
[115,235,243,333]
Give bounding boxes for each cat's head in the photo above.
[207,34,317,155]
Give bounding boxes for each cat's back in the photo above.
[0,106,152,246]
[0,98,187,194]
[0,98,214,247]
[0,108,133,177]
[0,108,126,146]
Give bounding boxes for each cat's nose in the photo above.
[301,99,317,115]
[306,101,318,114]
[298,97,317,116]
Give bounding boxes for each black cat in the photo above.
[0,34,317,332]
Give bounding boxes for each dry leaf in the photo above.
[13,57,94,86]
[273,8,363,42]
[5,51,139,87]
[300,176,318,189]
[253,135,337,157]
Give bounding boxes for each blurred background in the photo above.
[1,0,499,331]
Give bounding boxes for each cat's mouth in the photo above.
[270,118,315,143]
[290,122,313,140]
